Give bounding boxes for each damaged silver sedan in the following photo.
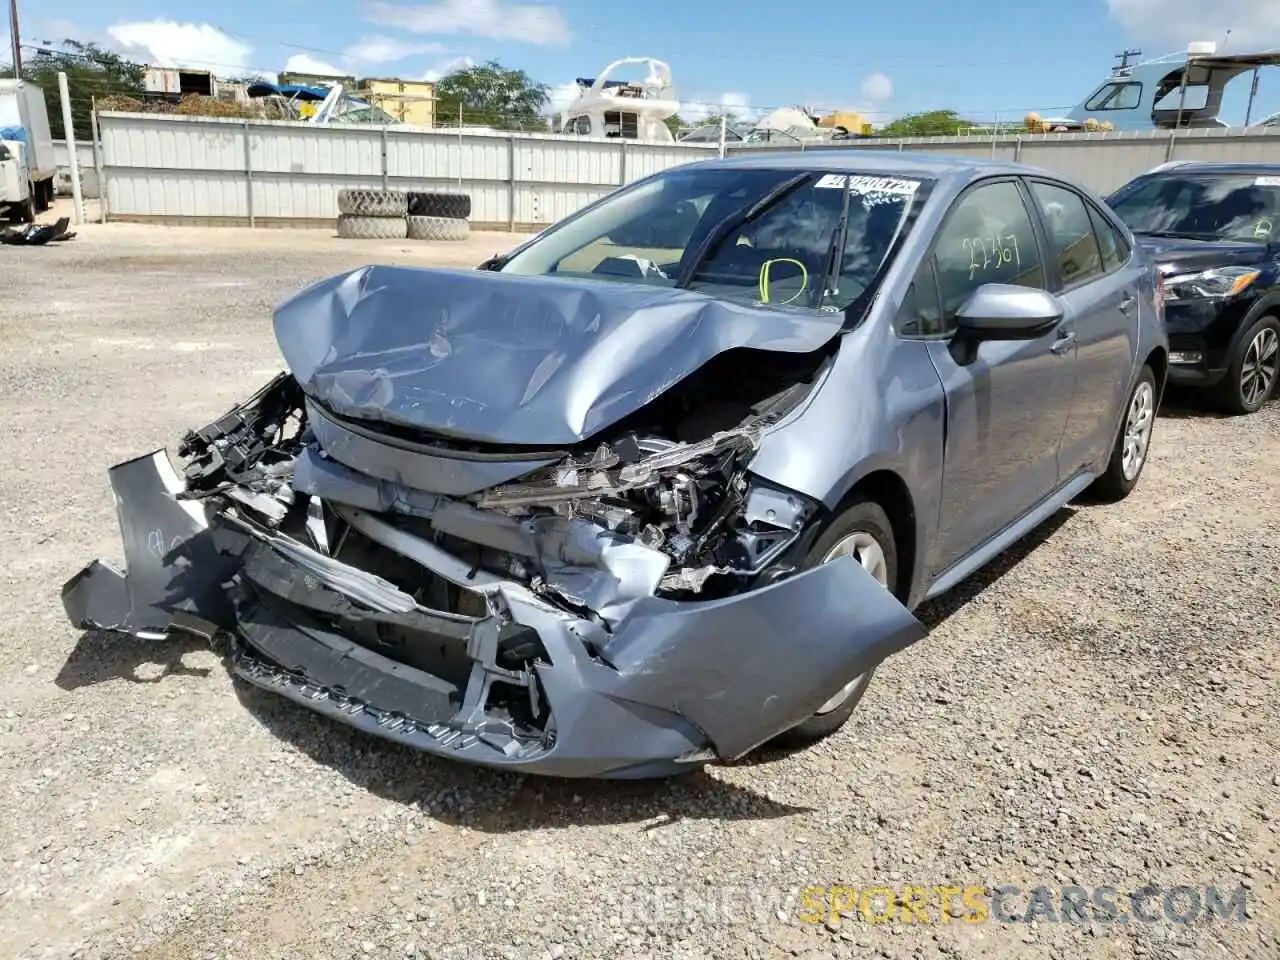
[62,153,1168,778]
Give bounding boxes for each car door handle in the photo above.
[1051,331,1077,355]
[1119,293,1137,314]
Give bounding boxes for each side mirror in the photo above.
[954,283,1063,341]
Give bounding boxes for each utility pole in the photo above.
[8,0,21,76]
[1113,48,1142,73]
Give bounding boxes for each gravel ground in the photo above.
[0,222,1277,960]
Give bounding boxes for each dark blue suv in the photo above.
[1107,161,1280,414]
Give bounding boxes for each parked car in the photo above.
[1106,161,1280,414]
[62,153,1167,779]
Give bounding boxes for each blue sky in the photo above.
[11,0,1280,125]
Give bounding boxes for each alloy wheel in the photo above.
[1121,380,1155,481]
[1241,326,1280,410]
[814,531,890,715]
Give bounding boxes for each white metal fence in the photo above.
[91,111,1280,231]
[730,126,1280,195]
[95,112,716,230]
[52,140,100,199]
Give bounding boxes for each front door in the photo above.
[918,179,1077,577]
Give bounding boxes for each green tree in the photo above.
[876,109,975,138]
[663,114,684,137]
[2,40,145,140]
[434,60,549,131]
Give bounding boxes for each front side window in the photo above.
[500,168,927,311]
[1085,82,1143,111]
[1107,173,1280,242]
[930,181,1046,328]
[1029,182,1104,286]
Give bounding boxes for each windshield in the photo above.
[499,166,926,310]
[1109,173,1280,242]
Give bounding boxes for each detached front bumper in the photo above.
[62,450,927,779]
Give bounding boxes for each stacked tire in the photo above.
[407,191,472,242]
[336,189,408,240]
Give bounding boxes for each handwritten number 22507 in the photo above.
[963,234,1021,279]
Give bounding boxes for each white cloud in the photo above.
[546,81,581,110]
[367,0,570,47]
[420,55,475,82]
[859,72,893,104]
[344,35,445,65]
[1107,0,1280,48]
[282,53,347,77]
[682,92,760,125]
[107,20,255,73]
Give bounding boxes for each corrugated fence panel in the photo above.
[518,136,621,187]
[624,143,717,181]
[52,140,100,198]
[389,130,509,183]
[251,122,383,176]
[109,169,247,217]
[92,111,1280,229]
[512,183,614,226]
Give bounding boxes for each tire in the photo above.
[769,497,899,748]
[8,190,34,224]
[336,189,407,218]
[1214,314,1280,415]
[1088,364,1157,503]
[407,215,470,242]
[336,214,408,240]
[407,191,471,219]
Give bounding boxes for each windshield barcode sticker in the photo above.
[815,174,921,194]
[1255,176,1280,187]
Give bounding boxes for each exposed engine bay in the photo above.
[176,343,834,628]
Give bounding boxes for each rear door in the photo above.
[905,178,1076,578]
[1025,179,1141,477]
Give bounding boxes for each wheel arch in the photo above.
[1144,345,1168,407]
[835,468,920,606]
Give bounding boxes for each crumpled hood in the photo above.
[273,264,844,447]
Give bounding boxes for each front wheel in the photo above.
[1215,315,1280,415]
[1088,364,1157,503]
[769,497,899,747]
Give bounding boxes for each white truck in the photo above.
[0,79,57,223]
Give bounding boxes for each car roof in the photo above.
[1143,160,1280,176]
[691,149,1067,187]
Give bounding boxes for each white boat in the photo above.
[558,57,680,142]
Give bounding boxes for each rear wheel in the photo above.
[769,498,899,747]
[1215,315,1280,415]
[1088,364,1156,503]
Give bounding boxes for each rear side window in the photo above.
[1088,204,1129,273]
[1030,182,1104,287]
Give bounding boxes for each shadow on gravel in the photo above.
[725,508,1076,770]
[914,506,1074,631]
[1155,386,1232,420]
[55,629,214,690]
[232,680,814,832]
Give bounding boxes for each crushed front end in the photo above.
[62,264,928,778]
[62,370,925,778]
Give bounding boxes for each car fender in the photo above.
[746,319,946,605]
